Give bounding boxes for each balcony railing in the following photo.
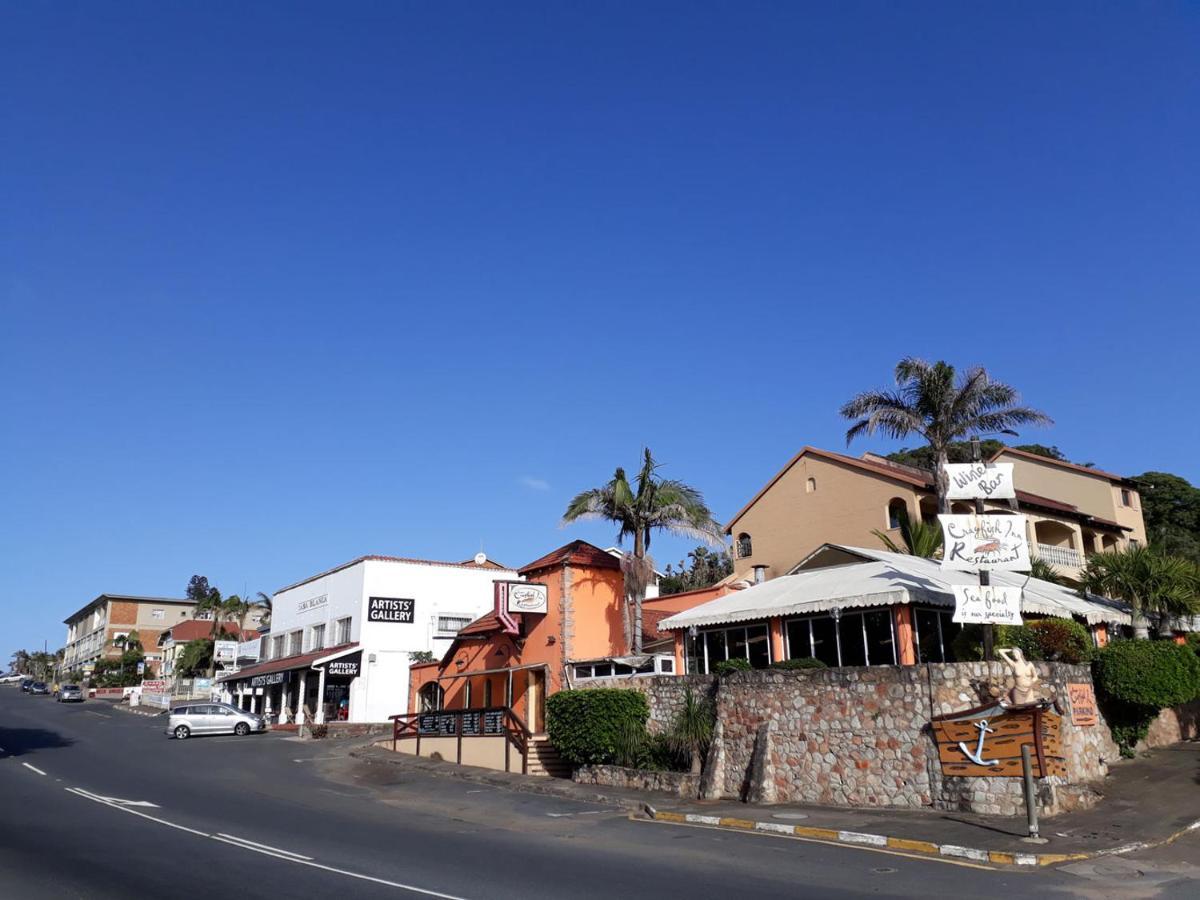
[1033,543,1083,570]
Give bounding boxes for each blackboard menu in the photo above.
[483,710,505,735]
[461,713,481,736]
[419,713,457,735]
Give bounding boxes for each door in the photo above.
[191,705,222,733]
[527,670,545,734]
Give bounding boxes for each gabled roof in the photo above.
[64,595,194,625]
[658,544,1130,631]
[518,540,622,575]
[991,447,1138,486]
[276,554,517,594]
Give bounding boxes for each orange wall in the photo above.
[643,583,729,613]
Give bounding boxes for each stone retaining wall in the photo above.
[299,722,392,740]
[580,674,716,733]
[573,764,701,798]
[1141,699,1200,749]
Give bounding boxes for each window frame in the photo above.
[736,533,753,559]
[335,617,352,645]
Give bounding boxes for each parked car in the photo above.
[20,679,34,692]
[56,684,84,703]
[166,703,266,740]
[29,682,50,695]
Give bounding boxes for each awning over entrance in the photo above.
[216,642,359,684]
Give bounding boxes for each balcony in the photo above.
[1033,543,1083,570]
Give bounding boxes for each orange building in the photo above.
[407,540,726,735]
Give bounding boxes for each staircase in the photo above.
[526,736,572,779]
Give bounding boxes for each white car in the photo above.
[166,702,266,739]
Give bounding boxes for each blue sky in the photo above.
[2,2,1197,662]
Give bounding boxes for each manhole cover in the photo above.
[771,813,809,820]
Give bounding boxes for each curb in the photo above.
[111,704,165,718]
[642,809,1200,868]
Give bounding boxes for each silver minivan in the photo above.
[166,703,266,739]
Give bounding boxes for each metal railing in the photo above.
[1033,543,1084,569]
[389,706,532,774]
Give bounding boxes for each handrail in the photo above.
[388,705,531,772]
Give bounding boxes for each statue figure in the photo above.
[997,646,1041,706]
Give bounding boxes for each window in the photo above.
[151,609,165,620]
[418,683,444,712]
[691,624,771,673]
[436,614,472,636]
[806,477,816,493]
[288,631,303,657]
[335,617,351,645]
[1128,538,1140,548]
[887,499,908,530]
[785,610,898,668]
[658,658,674,674]
[272,635,285,660]
[573,664,593,679]
[483,680,493,707]
[736,533,753,559]
[913,607,962,663]
[310,624,325,651]
[1120,488,1132,507]
[463,681,473,709]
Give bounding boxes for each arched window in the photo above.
[418,682,444,713]
[736,533,753,559]
[806,477,817,493]
[887,498,908,530]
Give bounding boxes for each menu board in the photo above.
[418,713,457,735]
[483,710,505,735]
[461,713,481,736]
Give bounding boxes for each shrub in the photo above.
[545,689,649,767]
[951,619,1092,664]
[713,658,751,675]
[952,623,1040,662]
[1093,640,1200,757]
[1186,632,1200,657]
[769,657,827,671]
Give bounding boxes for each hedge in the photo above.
[713,658,752,675]
[769,657,827,671]
[545,689,649,767]
[1093,640,1200,756]
[951,618,1093,664]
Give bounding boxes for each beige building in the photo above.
[725,446,1146,584]
[63,594,199,675]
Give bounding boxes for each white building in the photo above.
[217,553,517,724]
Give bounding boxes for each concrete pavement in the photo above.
[3,685,1198,898]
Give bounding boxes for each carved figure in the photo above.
[997,646,1041,706]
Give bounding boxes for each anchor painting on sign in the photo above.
[938,514,1031,572]
[931,700,1065,778]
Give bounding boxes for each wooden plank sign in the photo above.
[1067,683,1099,727]
[931,700,1064,778]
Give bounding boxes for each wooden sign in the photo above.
[931,700,1064,778]
[944,462,1016,500]
[1067,683,1099,727]
[939,514,1031,572]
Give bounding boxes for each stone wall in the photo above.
[580,674,716,734]
[299,721,392,740]
[1141,699,1200,749]
[573,764,701,799]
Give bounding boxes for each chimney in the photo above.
[753,565,768,584]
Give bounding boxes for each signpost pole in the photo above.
[971,437,995,662]
[1020,744,1046,842]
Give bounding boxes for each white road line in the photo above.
[215,833,313,860]
[65,788,209,836]
[22,763,47,776]
[85,711,111,718]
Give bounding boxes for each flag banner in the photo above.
[951,584,1024,625]
[943,462,1016,500]
[939,514,1030,571]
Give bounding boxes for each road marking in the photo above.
[63,787,473,898]
[22,763,47,776]
[216,833,313,860]
[72,788,160,808]
[293,755,345,763]
[85,710,112,718]
[545,810,606,818]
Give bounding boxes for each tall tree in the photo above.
[659,546,734,596]
[1081,546,1199,639]
[563,449,724,654]
[1133,471,1200,564]
[841,358,1052,512]
[254,591,273,628]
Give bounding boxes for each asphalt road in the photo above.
[2,686,1196,899]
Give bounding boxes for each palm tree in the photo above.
[194,585,226,639]
[841,359,1052,513]
[10,649,31,675]
[254,591,273,629]
[1081,546,1199,639]
[222,595,253,634]
[1029,557,1063,585]
[563,448,724,655]
[870,510,943,558]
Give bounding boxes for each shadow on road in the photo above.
[0,727,76,757]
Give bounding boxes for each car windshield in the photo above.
[64,685,79,691]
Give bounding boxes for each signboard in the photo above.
[943,463,1016,501]
[213,641,238,664]
[368,596,415,624]
[136,661,146,675]
[505,582,548,615]
[951,585,1024,625]
[1067,683,1099,727]
[250,671,286,688]
[140,679,167,694]
[418,713,458,735]
[939,514,1030,572]
[194,678,212,692]
[324,652,361,679]
[297,594,328,615]
[483,709,505,735]
[236,637,261,661]
[931,700,1064,778]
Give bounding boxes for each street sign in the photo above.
[939,514,1030,571]
[943,463,1016,500]
[951,584,1023,625]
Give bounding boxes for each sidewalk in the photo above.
[353,741,1200,867]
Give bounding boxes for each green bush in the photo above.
[545,689,649,767]
[713,657,751,675]
[1186,632,1200,657]
[769,657,827,670]
[952,623,1040,662]
[951,619,1092,664]
[1093,640,1200,710]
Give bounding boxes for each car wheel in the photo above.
[234,722,250,737]
[174,725,191,740]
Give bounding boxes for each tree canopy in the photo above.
[659,546,733,595]
[1133,471,1200,564]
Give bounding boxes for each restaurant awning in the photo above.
[216,642,359,683]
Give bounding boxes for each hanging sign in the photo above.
[506,583,548,615]
[943,463,1016,500]
[368,597,415,623]
[939,514,1030,571]
[951,585,1023,625]
[324,652,361,679]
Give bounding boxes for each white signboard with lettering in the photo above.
[939,514,1031,572]
[943,463,1016,501]
[506,583,548,615]
[213,641,238,664]
[951,585,1024,625]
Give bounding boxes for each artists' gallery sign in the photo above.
[368,596,415,624]
[951,585,1023,626]
[943,462,1016,501]
[938,514,1030,572]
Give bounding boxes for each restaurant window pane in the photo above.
[785,619,811,660]
[863,609,895,665]
[940,612,963,662]
[728,628,749,663]
[747,625,770,668]
[837,613,867,667]
[704,630,727,671]
[685,633,700,674]
[810,616,840,667]
[914,608,944,663]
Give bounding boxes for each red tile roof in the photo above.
[991,447,1137,486]
[216,642,358,683]
[518,540,622,575]
[163,621,256,644]
[456,611,503,637]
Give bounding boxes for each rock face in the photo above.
[573,764,701,798]
[589,663,1124,817]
